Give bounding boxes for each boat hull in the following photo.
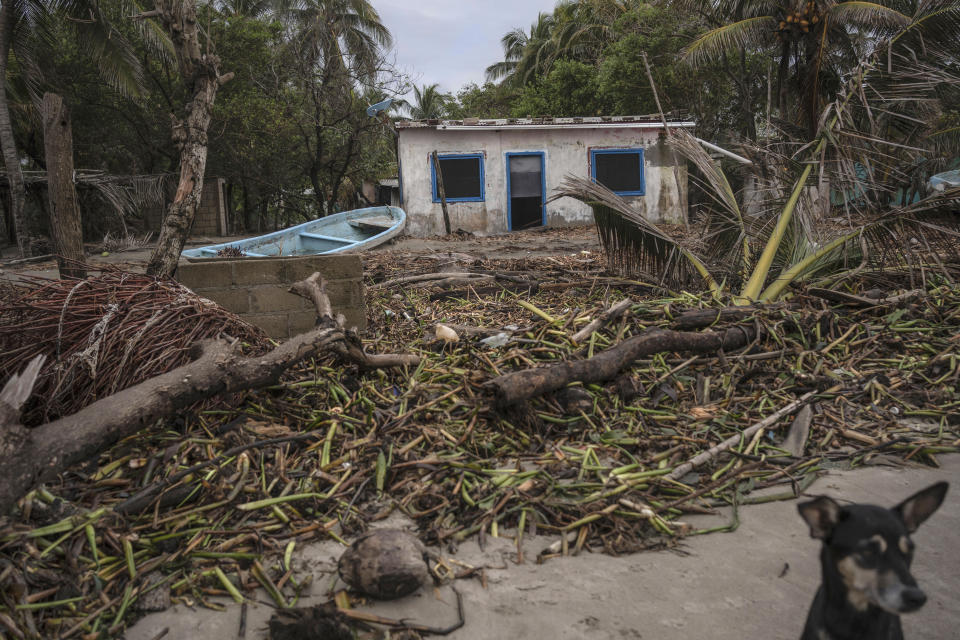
[182,206,405,259]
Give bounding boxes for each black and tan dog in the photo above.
[797,481,948,640]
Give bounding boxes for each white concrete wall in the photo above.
[397,126,688,237]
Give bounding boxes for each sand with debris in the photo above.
[126,458,960,640]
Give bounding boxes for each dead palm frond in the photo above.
[550,175,719,294]
[668,131,751,282]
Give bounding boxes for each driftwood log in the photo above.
[0,273,418,514]
[487,325,756,406]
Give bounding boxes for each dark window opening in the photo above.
[511,197,543,230]
[433,155,484,202]
[591,149,645,195]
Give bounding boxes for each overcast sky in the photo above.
[374,0,559,97]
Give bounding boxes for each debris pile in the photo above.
[0,271,268,425]
[0,252,958,638]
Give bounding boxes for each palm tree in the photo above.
[0,1,37,256]
[217,0,274,17]
[280,0,392,212]
[283,0,392,84]
[406,83,451,120]
[681,0,932,134]
[485,12,557,86]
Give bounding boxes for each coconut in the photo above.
[337,529,430,600]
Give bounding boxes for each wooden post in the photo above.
[41,93,86,279]
[431,150,451,235]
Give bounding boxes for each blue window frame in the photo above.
[431,153,485,202]
[590,148,645,196]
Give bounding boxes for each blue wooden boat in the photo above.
[182,206,406,259]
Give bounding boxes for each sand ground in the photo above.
[127,457,960,640]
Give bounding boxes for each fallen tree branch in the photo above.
[487,325,756,406]
[670,307,762,330]
[369,272,490,290]
[571,298,633,344]
[665,390,823,482]
[0,273,418,513]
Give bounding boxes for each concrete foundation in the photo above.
[176,255,365,339]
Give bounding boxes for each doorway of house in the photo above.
[507,153,545,230]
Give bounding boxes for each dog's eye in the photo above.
[854,545,880,564]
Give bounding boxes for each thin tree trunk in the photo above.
[0,1,30,257]
[432,151,451,235]
[242,178,253,232]
[143,0,232,278]
[225,181,234,233]
[0,185,9,243]
[42,93,86,279]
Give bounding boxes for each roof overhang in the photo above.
[434,121,695,131]
[396,116,695,132]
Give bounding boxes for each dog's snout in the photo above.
[900,587,927,612]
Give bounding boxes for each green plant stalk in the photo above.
[213,567,244,604]
[123,538,136,580]
[737,156,819,303]
[758,231,858,302]
[738,62,867,303]
[236,493,326,511]
[15,596,84,610]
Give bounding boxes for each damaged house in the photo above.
[395,116,694,236]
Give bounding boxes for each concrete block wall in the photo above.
[144,178,227,237]
[176,255,366,339]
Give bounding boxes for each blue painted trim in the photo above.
[431,153,485,202]
[506,151,546,230]
[590,148,645,196]
[397,152,404,206]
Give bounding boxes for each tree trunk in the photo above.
[487,325,757,406]
[144,0,232,278]
[42,93,86,279]
[0,185,9,243]
[0,1,30,258]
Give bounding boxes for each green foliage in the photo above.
[448,83,517,119]
[511,59,607,117]
[481,2,765,139]
[405,83,454,119]
[2,0,405,237]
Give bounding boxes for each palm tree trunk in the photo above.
[0,1,30,258]
[144,0,232,278]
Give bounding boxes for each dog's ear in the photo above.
[894,482,948,533]
[798,496,842,539]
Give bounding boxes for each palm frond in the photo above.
[551,175,718,293]
[759,187,960,300]
[682,16,777,67]
[828,2,911,33]
[668,131,752,281]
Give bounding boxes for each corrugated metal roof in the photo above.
[396,115,695,131]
